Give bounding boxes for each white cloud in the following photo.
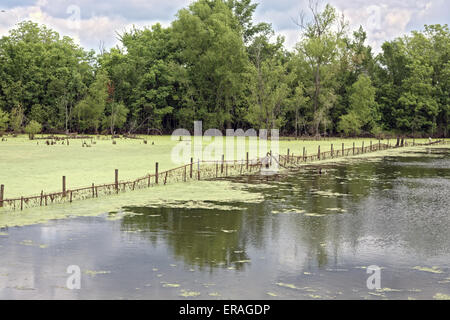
[1,0,448,52]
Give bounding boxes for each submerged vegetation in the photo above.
[0,0,448,138]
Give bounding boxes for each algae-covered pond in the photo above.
[0,146,449,300]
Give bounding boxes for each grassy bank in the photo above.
[0,134,435,199]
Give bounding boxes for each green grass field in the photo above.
[0,134,433,199]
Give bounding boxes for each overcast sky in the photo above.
[0,0,449,53]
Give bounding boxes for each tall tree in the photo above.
[296,1,346,136]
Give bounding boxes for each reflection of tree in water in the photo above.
[120,150,450,272]
[120,205,254,271]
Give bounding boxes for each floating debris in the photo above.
[84,270,111,277]
[413,266,443,274]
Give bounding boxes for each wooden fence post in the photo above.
[21,196,23,211]
[198,160,200,180]
[0,184,4,208]
[190,157,193,179]
[378,139,381,150]
[62,176,66,197]
[155,163,159,184]
[246,152,249,170]
[331,144,334,158]
[318,145,321,160]
[342,143,344,156]
[40,190,43,206]
[287,149,290,163]
[353,142,355,155]
[303,147,306,162]
[92,183,95,198]
[362,141,364,154]
[221,155,224,174]
[115,169,119,192]
[370,141,372,152]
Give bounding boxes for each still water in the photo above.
[1,148,449,299]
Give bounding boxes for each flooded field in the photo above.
[0,147,449,300]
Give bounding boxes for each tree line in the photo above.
[0,0,448,138]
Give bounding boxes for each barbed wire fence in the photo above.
[0,138,447,211]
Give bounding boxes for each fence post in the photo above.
[92,183,95,198]
[62,176,66,197]
[287,149,290,163]
[331,144,334,158]
[370,141,372,152]
[318,145,321,160]
[190,158,193,179]
[246,152,249,170]
[302,147,306,162]
[353,142,355,155]
[198,160,200,180]
[21,196,23,211]
[115,169,119,192]
[378,139,381,150]
[221,155,224,174]
[40,190,43,206]
[342,143,344,156]
[0,184,4,208]
[362,141,364,154]
[155,163,159,184]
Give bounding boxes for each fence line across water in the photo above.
[0,138,447,211]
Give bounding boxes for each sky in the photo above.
[0,0,449,53]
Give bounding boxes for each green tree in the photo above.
[246,57,290,131]
[10,105,24,133]
[24,120,42,139]
[102,102,129,135]
[74,71,109,133]
[295,2,346,136]
[0,108,9,132]
[172,0,250,129]
[0,21,94,132]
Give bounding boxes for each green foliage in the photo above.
[338,112,362,136]
[102,102,129,135]
[10,105,24,133]
[0,21,94,132]
[74,71,109,133]
[0,2,448,137]
[0,108,9,132]
[24,120,42,139]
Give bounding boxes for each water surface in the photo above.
[1,147,449,300]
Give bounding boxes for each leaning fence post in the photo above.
[0,184,4,208]
[62,176,66,197]
[155,163,159,184]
